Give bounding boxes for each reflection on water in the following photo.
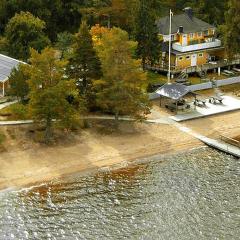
[0,149,239,240]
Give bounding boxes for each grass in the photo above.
[0,132,5,144]
[0,102,29,120]
[220,83,240,93]
[145,71,168,92]
[196,83,240,96]
[0,131,6,151]
[146,70,240,88]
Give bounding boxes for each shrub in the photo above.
[9,103,29,120]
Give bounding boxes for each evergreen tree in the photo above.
[55,32,74,59]
[135,0,160,68]
[192,0,227,25]
[8,64,29,102]
[28,48,81,143]
[68,21,102,107]
[94,27,151,124]
[222,0,240,58]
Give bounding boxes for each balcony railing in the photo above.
[172,39,222,52]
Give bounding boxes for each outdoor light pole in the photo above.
[168,9,173,84]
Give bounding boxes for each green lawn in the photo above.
[144,71,168,92]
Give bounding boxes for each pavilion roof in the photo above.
[156,83,191,100]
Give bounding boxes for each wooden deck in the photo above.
[146,59,240,75]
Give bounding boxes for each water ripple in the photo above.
[0,149,239,240]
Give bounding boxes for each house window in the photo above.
[204,30,209,36]
[198,32,202,37]
[178,57,183,61]
[186,56,190,60]
[171,34,175,41]
[198,53,203,57]
[189,33,194,39]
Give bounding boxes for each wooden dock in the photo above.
[197,135,240,158]
[174,123,240,158]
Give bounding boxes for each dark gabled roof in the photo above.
[156,13,215,35]
[0,54,24,83]
[156,83,190,100]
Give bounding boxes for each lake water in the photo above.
[0,148,239,240]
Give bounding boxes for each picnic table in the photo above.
[209,95,223,104]
[194,98,206,107]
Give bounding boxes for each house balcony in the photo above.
[172,39,222,52]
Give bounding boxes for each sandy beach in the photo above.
[0,120,200,190]
[0,107,239,190]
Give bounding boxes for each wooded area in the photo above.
[0,0,239,61]
[0,0,239,143]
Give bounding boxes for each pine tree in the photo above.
[94,27,151,124]
[8,64,29,102]
[135,0,160,68]
[222,0,240,58]
[192,0,227,25]
[28,48,81,144]
[55,32,74,59]
[68,21,102,107]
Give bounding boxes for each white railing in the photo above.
[172,39,222,52]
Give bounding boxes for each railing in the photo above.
[145,63,181,72]
[185,59,240,73]
[172,39,222,52]
[145,58,240,74]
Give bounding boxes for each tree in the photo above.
[135,0,160,68]
[94,27,151,124]
[5,11,50,61]
[189,0,227,25]
[0,0,83,41]
[222,0,240,58]
[8,64,29,102]
[68,21,102,107]
[27,48,81,143]
[55,32,74,59]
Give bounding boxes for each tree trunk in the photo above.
[142,56,146,70]
[115,111,119,128]
[45,117,53,144]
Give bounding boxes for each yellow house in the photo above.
[156,7,225,73]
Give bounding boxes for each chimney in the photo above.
[183,7,193,19]
[178,26,184,34]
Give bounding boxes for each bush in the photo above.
[9,103,29,120]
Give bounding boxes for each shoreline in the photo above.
[0,121,202,191]
[0,109,239,192]
[0,145,207,193]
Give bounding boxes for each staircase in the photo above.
[175,69,189,85]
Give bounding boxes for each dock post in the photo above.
[218,67,221,76]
